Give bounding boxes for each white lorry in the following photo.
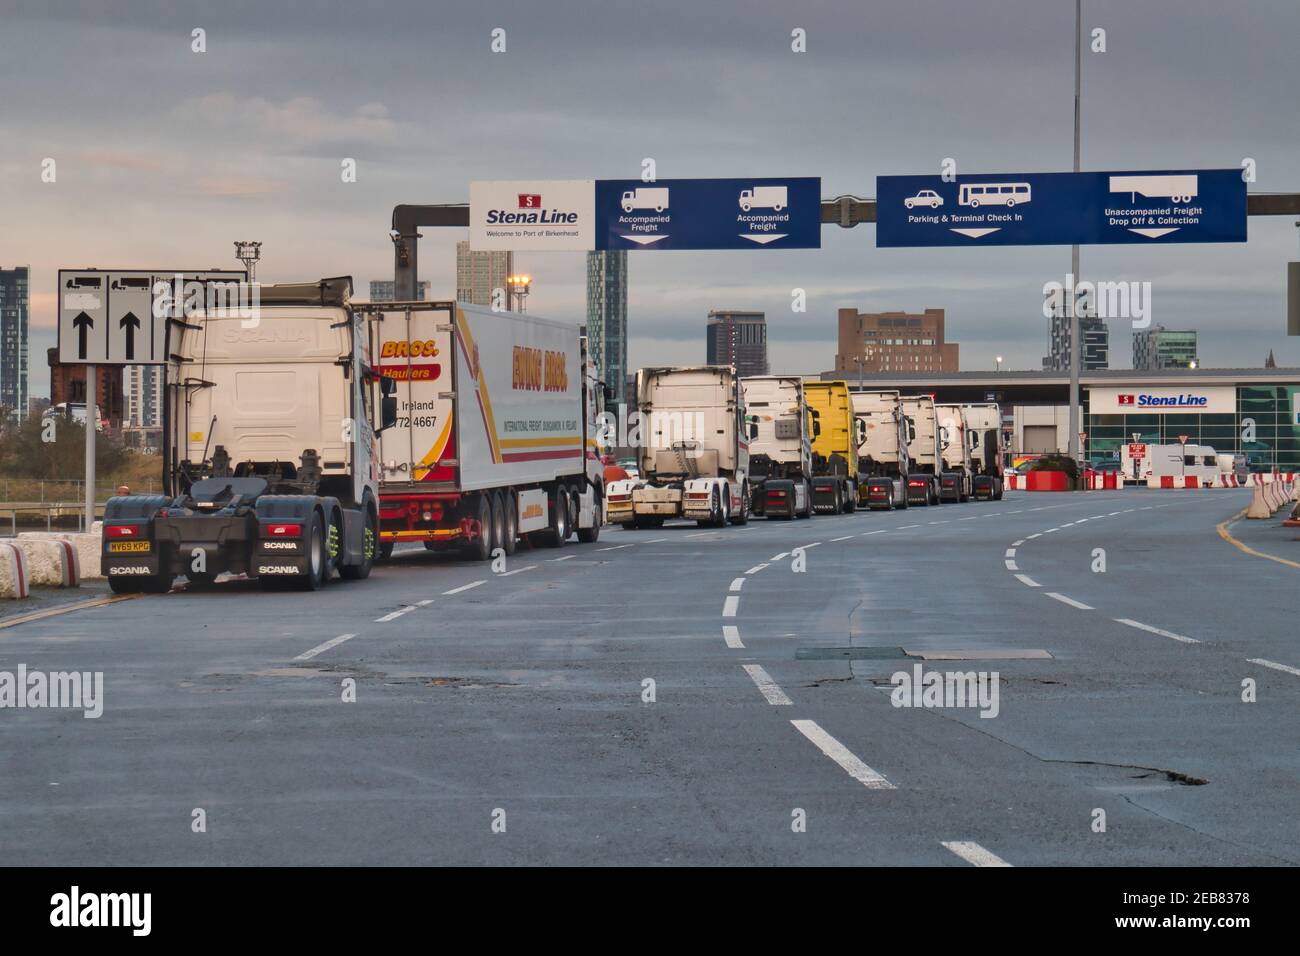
[103,277,385,593]
[900,395,943,506]
[936,404,975,502]
[743,375,814,519]
[852,389,910,510]
[960,402,1005,499]
[738,186,787,212]
[362,300,604,560]
[621,187,670,212]
[606,366,750,528]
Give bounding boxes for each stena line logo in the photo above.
[518,194,542,208]
[1133,393,1208,407]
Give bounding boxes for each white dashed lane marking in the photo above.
[375,605,419,623]
[1045,592,1093,610]
[771,552,790,561]
[1115,618,1199,645]
[942,841,1012,867]
[723,625,744,649]
[498,565,536,577]
[722,596,740,617]
[729,578,746,592]
[294,633,357,661]
[597,544,632,552]
[831,535,854,542]
[442,580,485,596]
[1247,658,1300,677]
[743,665,793,706]
[1014,573,1041,588]
[745,564,769,575]
[791,720,895,790]
[548,554,575,562]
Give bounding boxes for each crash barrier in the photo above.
[0,542,29,599]
[1248,475,1300,519]
[16,531,103,580]
[1023,470,1071,492]
[10,537,80,587]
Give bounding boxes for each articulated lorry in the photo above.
[961,403,1005,499]
[103,277,386,593]
[606,366,750,528]
[900,395,943,506]
[936,404,974,502]
[743,375,814,519]
[853,389,910,510]
[362,301,604,560]
[805,380,858,513]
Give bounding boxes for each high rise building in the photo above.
[835,307,957,375]
[456,241,513,307]
[368,280,430,301]
[586,250,628,399]
[125,365,163,428]
[1044,298,1109,371]
[707,310,769,376]
[1133,326,1198,370]
[0,266,30,420]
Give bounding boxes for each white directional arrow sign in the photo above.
[1128,228,1180,239]
[620,235,669,245]
[739,234,787,244]
[950,228,1001,239]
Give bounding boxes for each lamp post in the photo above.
[507,274,532,312]
[996,355,1003,373]
[233,241,262,283]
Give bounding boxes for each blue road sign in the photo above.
[595,177,821,250]
[876,169,1246,247]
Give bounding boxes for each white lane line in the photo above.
[942,841,1012,867]
[898,524,920,530]
[1004,559,1019,571]
[831,535,854,542]
[791,719,895,790]
[861,530,888,536]
[1027,533,1042,539]
[956,516,979,522]
[798,542,822,550]
[1007,510,1024,514]
[928,520,948,525]
[1114,618,1200,645]
[498,564,537,577]
[745,563,769,574]
[722,596,740,617]
[1060,522,1075,528]
[743,664,793,706]
[375,605,418,623]
[1044,528,1059,534]
[642,538,668,543]
[294,633,357,661]
[1011,539,1025,547]
[729,577,746,592]
[443,580,486,595]
[723,625,745,649]
[1045,592,1093,610]
[771,551,790,561]
[686,531,718,538]
[548,554,575,562]
[597,544,632,552]
[1108,511,1122,516]
[1247,658,1300,677]
[1014,573,1041,588]
[1004,548,1017,558]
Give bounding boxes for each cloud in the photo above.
[180,93,398,149]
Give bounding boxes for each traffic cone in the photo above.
[1247,483,1272,519]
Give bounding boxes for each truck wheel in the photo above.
[463,494,494,561]
[340,507,377,580]
[699,486,721,527]
[547,487,570,547]
[490,491,508,558]
[729,482,749,525]
[578,486,601,543]
[501,491,519,555]
[713,484,729,527]
[621,521,638,531]
[108,576,141,595]
[296,511,327,591]
[568,486,580,540]
[843,483,857,513]
[185,571,218,590]
[379,540,394,562]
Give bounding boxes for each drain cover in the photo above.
[796,646,909,660]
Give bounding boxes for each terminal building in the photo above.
[819,367,1300,474]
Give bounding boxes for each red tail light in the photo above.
[104,524,137,538]
[908,480,925,488]
[266,523,302,537]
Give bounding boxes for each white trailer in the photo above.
[363,301,603,560]
[852,389,909,510]
[936,404,974,502]
[607,366,750,528]
[738,186,787,211]
[743,375,814,519]
[1145,442,1223,487]
[1108,174,1198,204]
[960,403,1005,499]
[900,395,943,506]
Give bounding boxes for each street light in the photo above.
[506,274,532,312]
[996,355,1003,372]
[233,241,262,283]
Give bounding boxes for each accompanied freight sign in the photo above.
[1090,386,1236,415]
[876,169,1246,247]
[468,178,821,251]
[470,180,595,251]
[594,177,821,250]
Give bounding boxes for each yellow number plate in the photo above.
[109,541,151,553]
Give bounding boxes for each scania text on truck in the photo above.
[362,301,604,560]
[102,277,387,594]
[743,375,814,519]
[900,395,943,506]
[606,366,750,528]
[852,389,910,510]
[805,380,859,513]
[960,403,1005,499]
[936,404,975,503]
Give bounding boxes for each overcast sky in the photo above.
[3,0,1299,398]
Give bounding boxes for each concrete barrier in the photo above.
[11,537,80,587]
[17,531,103,580]
[1024,471,1071,492]
[0,542,29,599]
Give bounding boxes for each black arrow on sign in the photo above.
[72,311,94,361]
[119,311,140,360]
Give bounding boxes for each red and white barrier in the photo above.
[11,537,81,587]
[0,542,29,599]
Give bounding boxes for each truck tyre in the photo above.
[729,482,749,525]
[141,571,173,594]
[568,486,580,539]
[578,486,601,543]
[490,491,507,558]
[547,487,570,547]
[185,570,218,590]
[698,486,722,528]
[501,490,519,555]
[108,575,141,595]
[296,511,327,591]
[340,506,377,580]
[713,484,729,527]
[464,494,493,561]
[799,481,813,518]
[844,482,857,513]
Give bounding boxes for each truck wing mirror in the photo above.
[380,395,398,432]
[381,376,397,396]
[748,421,759,440]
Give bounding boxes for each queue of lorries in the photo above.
[604,368,1005,529]
[97,284,1002,595]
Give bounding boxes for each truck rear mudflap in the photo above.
[812,477,842,513]
[939,473,962,502]
[759,479,796,518]
[865,477,898,510]
[633,486,682,517]
[605,479,640,524]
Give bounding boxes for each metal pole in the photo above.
[1068,0,1082,464]
[84,365,97,532]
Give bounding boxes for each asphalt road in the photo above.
[1,487,1296,866]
